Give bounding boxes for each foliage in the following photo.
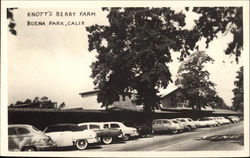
[191,7,243,63]
[175,51,216,110]
[86,7,243,111]
[59,102,66,109]
[232,66,243,111]
[86,7,200,111]
[7,8,18,35]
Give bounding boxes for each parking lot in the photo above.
[82,121,244,151]
[8,116,244,151]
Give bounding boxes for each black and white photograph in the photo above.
[1,0,249,157]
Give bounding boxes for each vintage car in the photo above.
[8,124,56,151]
[175,118,197,131]
[226,116,241,123]
[122,121,152,137]
[209,117,225,126]
[197,117,219,127]
[44,123,100,150]
[77,122,123,144]
[102,122,139,141]
[152,119,184,134]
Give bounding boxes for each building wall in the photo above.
[160,89,189,109]
[80,93,141,110]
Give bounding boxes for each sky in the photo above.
[7,8,243,108]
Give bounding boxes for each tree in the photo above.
[41,96,49,102]
[59,102,65,109]
[232,66,243,111]
[86,7,243,112]
[191,7,243,63]
[7,8,18,35]
[87,8,193,111]
[175,51,216,110]
[23,99,32,104]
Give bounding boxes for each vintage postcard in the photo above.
[1,0,249,157]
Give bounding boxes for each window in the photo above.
[156,120,162,124]
[80,125,88,130]
[162,120,170,124]
[89,124,100,129]
[17,128,30,134]
[172,120,179,124]
[104,124,109,128]
[180,120,186,122]
[110,124,120,128]
[8,128,17,135]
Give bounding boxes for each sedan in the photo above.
[78,122,123,144]
[8,124,56,151]
[44,123,100,150]
[152,119,184,134]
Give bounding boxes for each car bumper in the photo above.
[37,142,57,151]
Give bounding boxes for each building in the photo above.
[79,90,143,111]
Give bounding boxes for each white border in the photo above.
[1,0,249,157]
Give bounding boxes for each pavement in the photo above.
[59,121,244,151]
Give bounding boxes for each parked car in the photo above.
[209,117,224,126]
[196,117,219,127]
[171,119,186,132]
[152,119,184,134]
[78,122,123,144]
[226,116,241,123]
[8,124,56,151]
[123,121,152,137]
[102,122,139,141]
[216,117,231,124]
[175,118,197,131]
[44,123,100,150]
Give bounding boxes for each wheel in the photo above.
[171,129,178,134]
[76,139,88,150]
[102,136,113,144]
[22,146,36,151]
[122,134,130,141]
[187,126,192,131]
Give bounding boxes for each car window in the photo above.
[104,124,109,128]
[17,128,30,134]
[188,119,192,122]
[180,120,186,122]
[162,120,170,124]
[80,125,88,130]
[110,124,120,128]
[156,120,162,124]
[172,120,179,124]
[8,128,17,135]
[89,124,100,129]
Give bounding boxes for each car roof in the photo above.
[78,122,103,125]
[47,123,77,127]
[9,124,33,128]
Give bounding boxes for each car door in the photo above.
[153,120,163,132]
[61,126,73,147]
[162,120,171,131]
[8,127,20,151]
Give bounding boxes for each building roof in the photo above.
[160,87,180,99]
[79,90,99,97]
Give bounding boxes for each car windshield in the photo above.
[172,120,179,124]
[200,118,209,121]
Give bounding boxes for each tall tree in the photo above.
[175,51,216,110]
[86,7,243,111]
[87,8,195,111]
[232,66,243,112]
